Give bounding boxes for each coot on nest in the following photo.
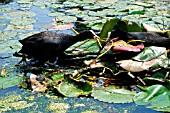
[17,30,98,64]
[108,29,170,48]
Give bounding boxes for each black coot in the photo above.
[108,29,170,48]
[18,30,98,64]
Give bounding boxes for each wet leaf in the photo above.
[134,85,170,112]
[143,23,167,33]
[53,16,77,23]
[104,40,144,52]
[63,1,79,8]
[132,2,154,8]
[129,9,145,15]
[0,31,18,40]
[30,74,51,92]
[117,60,150,72]
[1,68,7,76]
[57,81,92,97]
[52,23,74,30]
[67,39,99,53]
[17,0,33,4]
[122,20,142,32]
[133,46,166,61]
[5,25,33,30]
[48,12,65,17]
[6,10,36,18]
[100,18,120,40]
[92,86,135,103]
[0,76,22,88]
[10,17,36,26]
[46,102,70,112]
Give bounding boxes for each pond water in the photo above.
[0,0,169,112]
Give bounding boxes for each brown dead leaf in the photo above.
[116,58,159,72]
[52,23,74,30]
[143,23,167,33]
[30,74,50,92]
[1,68,7,76]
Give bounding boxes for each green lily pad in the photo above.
[88,10,108,17]
[0,31,18,40]
[57,80,92,97]
[0,76,22,89]
[33,1,50,8]
[6,11,36,18]
[5,25,33,31]
[67,39,99,53]
[83,5,101,10]
[48,12,65,17]
[100,18,120,39]
[126,21,142,32]
[82,16,100,21]
[52,73,64,81]
[92,86,135,103]
[132,2,154,8]
[19,4,32,9]
[50,4,64,9]
[46,102,70,112]
[129,9,145,15]
[10,17,36,26]
[17,0,33,4]
[0,39,21,54]
[63,1,79,8]
[134,85,170,112]
[133,46,167,61]
[91,23,104,31]
[0,7,12,12]
[53,16,77,23]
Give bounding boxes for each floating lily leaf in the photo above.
[0,39,21,54]
[100,18,120,40]
[0,31,18,40]
[46,102,70,112]
[52,73,64,82]
[91,23,104,31]
[10,17,36,26]
[82,16,100,21]
[83,5,101,10]
[63,1,79,8]
[92,86,135,103]
[0,76,22,88]
[133,46,166,61]
[134,85,170,112]
[0,94,34,112]
[53,16,77,23]
[67,39,99,53]
[57,80,92,97]
[6,10,36,18]
[5,25,33,30]
[0,7,12,12]
[17,0,33,4]
[129,9,145,15]
[121,20,142,32]
[33,1,50,8]
[19,4,32,9]
[131,2,154,8]
[50,4,64,9]
[88,11,108,17]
